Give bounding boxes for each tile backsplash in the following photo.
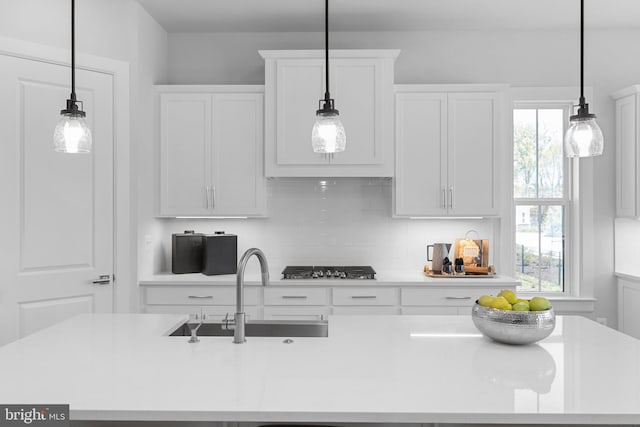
[145,178,498,278]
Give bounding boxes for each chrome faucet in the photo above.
[234,248,269,343]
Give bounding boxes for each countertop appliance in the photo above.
[172,230,204,274]
[202,231,237,276]
[282,266,376,280]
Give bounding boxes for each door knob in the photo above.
[92,275,111,285]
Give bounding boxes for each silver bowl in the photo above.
[471,303,555,345]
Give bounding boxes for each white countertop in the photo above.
[140,271,520,287]
[1,313,639,424]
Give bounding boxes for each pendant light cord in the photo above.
[579,0,584,104]
[324,0,330,101]
[71,0,77,102]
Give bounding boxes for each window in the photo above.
[513,105,571,293]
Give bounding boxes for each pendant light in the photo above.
[311,0,346,154]
[564,0,603,158]
[53,0,92,154]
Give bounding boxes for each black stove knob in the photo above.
[333,270,341,278]
[325,269,332,277]
[340,272,347,279]
[312,272,319,279]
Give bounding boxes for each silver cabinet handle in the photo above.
[441,188,446,209]
[188,295,214,299]
[351,295,377,299]
[92,274,111,285]
[445,296,471,300]
[205,186,210,209]
[282,295,307,299]
[448,187,453,209]
[212,186,216,210]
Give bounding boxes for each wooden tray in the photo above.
[424,271,496,278]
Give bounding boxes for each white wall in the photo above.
[130,3,169,312]
[0,0,137,62]
[145,178,497,279]
[164,28,636,326]
[0,0,168,313]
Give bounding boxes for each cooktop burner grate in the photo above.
[282,266,376,280]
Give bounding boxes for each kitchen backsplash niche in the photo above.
[143,178,498,278]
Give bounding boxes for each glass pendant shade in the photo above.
[312,113,346,154]
[564,115,603,158]
[53,112,92,153]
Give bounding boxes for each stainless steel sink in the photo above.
[170,319,328,338]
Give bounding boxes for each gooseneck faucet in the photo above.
[234,248,269,343]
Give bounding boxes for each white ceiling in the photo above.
[136,0,640,33]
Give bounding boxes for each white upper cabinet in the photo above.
[260,50,399,177]
[612,85,640,218]
[157,86,266,217]
[394,85,506,217]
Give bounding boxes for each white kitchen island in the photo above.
[0,313,639,426]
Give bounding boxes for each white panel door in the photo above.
[212,93,266,216]
[0,54,114,345]
[447,92,499,216]
[159,93,212,216]
[394,92,447,216]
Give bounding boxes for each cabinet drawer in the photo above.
[401,306,459,315]
[332,288,399,306]
[144,305,260,321]
[332,306,400,315]
[145,286,258,306]
[263,307,329,321]
[264,287,328,306]
[401,288,503,307]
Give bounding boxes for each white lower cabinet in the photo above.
[618,277,640,339]
[401,306,459,315]
[142,286,259,321]
[401,286,515,315]
[332,287,400,315]
[263,287,329,321]
[263,307,329,321]
[139,282,517,320]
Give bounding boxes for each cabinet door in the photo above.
[447,92,500,216]
[616,94,639,217]
[159,93,212,216]
[619,278,640,339]
[330,58,389,168]
[274,58,326,167]
[212,93,266,216]
[395,92,447,216]
[264,53,395,177]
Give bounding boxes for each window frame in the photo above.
[513,101,575,296]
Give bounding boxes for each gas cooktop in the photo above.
[282,266,376,280]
